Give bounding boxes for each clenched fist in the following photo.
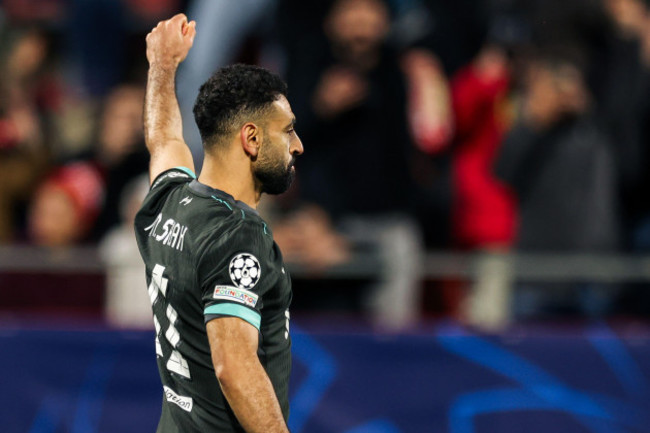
[146,13,196,70]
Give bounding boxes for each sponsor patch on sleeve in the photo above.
[213,285,258,308]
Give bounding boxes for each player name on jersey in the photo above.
[144,213,189,252]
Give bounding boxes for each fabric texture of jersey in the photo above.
[134,167,292,433]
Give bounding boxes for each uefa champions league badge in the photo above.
[229,253,261,289]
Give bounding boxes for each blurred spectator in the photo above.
[401,49,454,156]
[290,0,415,216]
[27,161,104,247]
[100,174,151,328]
[89,84,148,239]
[451,45,516,250]
[495,44,621,317]
[597,0,650,315]
[272,205,350,272]
[0,27,61,242]
[282,0,427,329]
[400,47,455,248]
[595,0,650,249]
[496,44,621,252]
[445,44,518,326]
[2,27,61,150]
[93,85,145,169]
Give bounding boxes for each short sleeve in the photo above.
[197,221,276,331]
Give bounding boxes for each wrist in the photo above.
[148,61,180,74]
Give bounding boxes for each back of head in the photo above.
[193,64,288,151]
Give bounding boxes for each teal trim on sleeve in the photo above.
[204,303,261,330]
[174,166,197,179]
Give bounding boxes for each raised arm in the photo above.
[144,13,196,184]
[207,318,290,433]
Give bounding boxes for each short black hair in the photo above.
[193,64,288,149]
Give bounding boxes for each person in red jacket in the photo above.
[451,45,517,250]
[443,45,518,326]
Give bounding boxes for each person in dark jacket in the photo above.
[283,0,424,329]
[495,45,622,317]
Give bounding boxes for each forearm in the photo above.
[218,357,289,433]
[144,65,185,153]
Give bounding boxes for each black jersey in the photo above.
[134,167,292,433]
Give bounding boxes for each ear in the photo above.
[240,122,261,158]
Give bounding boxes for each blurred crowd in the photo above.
[3,0,650,327]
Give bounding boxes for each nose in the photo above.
[291,133,304,156]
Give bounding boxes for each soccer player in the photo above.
[134,14,303,433]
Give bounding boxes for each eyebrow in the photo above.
[286,118,296,129]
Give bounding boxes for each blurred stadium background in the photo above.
[2,0,650,431]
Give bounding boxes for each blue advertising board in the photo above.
[1,321,649,433]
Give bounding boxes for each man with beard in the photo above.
[134,14,302,433]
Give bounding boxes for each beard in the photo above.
[254,155,296,195]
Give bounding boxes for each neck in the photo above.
[198,150,261,209]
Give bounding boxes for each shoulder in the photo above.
[136,167,196,222]
[142,167,196,206]
[195,213,276,285]
[150,166,196,190]
[193,207,273,251]
[204,215,272,257]
[196,212,272,264]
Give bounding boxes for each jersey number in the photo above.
[149,264,191,380]
[285,309,290,340]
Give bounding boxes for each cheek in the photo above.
[265,138,290,164]
[284,143,294,165]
